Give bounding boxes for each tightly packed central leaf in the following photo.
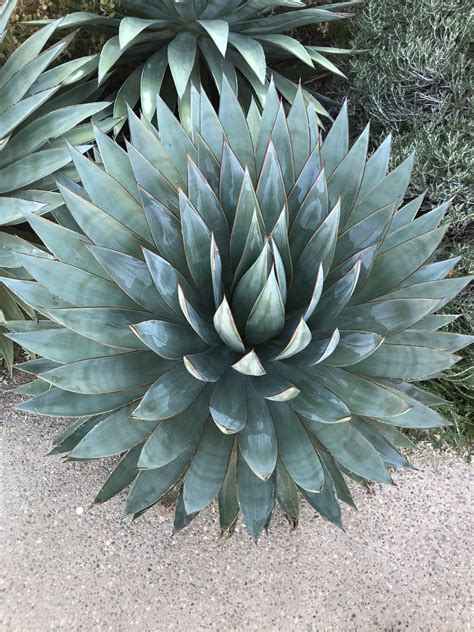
[3,77,471,541]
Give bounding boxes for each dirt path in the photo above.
[1,375,472,631]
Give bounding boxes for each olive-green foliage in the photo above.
[343,0,473,450]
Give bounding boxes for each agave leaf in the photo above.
[310,420,391,484]
[283,365,351,423]
[232,242,271,327]
[140,48,168,120]
[183,420,233,513]
[88,245,176,318]
[275,460,299,528]
[232,349,266,376]
[350,416,411,469]
[118,16,166,47]
[156,96,198,180]
[300,471,342,527]
[270,103,295,189]
[58,177,145,259]
[380,202,449,255]
[238,383,277,480]
[187,159,230,260]
[132,364,206,420]
[309,259,360,329]
[274,317,312,361]
[351,344,459,380]
[402,257,460,287]
[128,107,183,188]
[173,489,200,535]
[256,141,287,232]
[386,330,473,352]
[355,225,448,302]
[143,249,197,319]
[218,443,239,536]
[95,444,143,505]
[364,419,416,450]
[270,402,324,492]
[253,364,300,402]
[228,32,266,83]
[219,77,256,179]
[180,191,214,301]
[184,346,234,382]
[347,153,414,229]
[140,190,187,278]
[15,253,138,309]
[168,32,197,98]
[40,351,171,395]
[125,447,193,516]
[0,278,73,312]
[285,329,340,367]
[319,331,383,367]
[16,385,146,418]
[70,405,158,459]
[237,451,274,542]
[6,328,124,364]
[389,193,425,233]
[289,167,328,262]
[335,298,440,335]
[38,307,153,350]
[132,320,208,359]
[219,143,245,220]
[230,170,263,268]
[308,365,410,418]
[246,267,285,345]
[0,102,108,168]
[197,19,229,56]
[213,296,246,352]
[0,145,77,193]
[410,314,459,332]
[315,445,356,509]
[286,86,310,175]
[178,285,222,345]
[48,415,104,455]
[210,369,247,433]
[94,125,139,200]
[138,387,211,469]
[320,101,348,174]
[289,200,340,307]
[68,145,152,244]
[383,277,472,310]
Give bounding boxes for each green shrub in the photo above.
[337,0,473,449]
[2,84,471,537]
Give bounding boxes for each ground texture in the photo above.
[1,373,472,632]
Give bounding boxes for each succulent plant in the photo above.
[2,81,471,539]
[31,0,358,122]
[0,0,113,369]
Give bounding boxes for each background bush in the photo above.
[332,0,473,450]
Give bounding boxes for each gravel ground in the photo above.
[1,371,473,632]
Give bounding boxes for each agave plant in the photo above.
[0,0,113,368]
[2,81,471,539]
[31,0,358,122]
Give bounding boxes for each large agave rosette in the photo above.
[2,80,471,539]
[30,0,359,120]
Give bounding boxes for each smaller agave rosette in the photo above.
[3,80,472,539]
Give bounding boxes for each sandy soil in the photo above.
[1,371,472,631]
